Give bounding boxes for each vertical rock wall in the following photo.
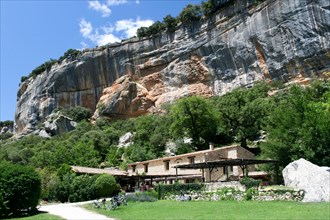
[15,0,330,134]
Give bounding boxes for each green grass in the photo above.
[85,200,330,220]
[5,212,64,220]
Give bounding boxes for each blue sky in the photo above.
[0,0,201,121]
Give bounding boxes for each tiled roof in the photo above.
[128,145,241,166]
[70,165,128,176]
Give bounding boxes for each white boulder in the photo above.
[282,158,330,202]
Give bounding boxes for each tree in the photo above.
[0,163,41,217]
[260,81,330,173]
[163,15,178,31]
[60,106,92,122]
[201,0,232,17]
[170,96,219,150]
[137,26,148,38]
[94,174,119,198]
[69,175,98,202]
[146,21,165,37]
[201,0,218,16]
[178,4,202,24]
[213,83,270,150]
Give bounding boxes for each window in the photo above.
[132,165,136,173]
[164,160,170,171]
[188,156,195,164]
[144,164,148,173]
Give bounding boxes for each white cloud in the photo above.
[80,41,89,49]
[96,34,121,46]
[79,18,120,46]
[106,0,127,6]
[79,17,153,46]
[115,17,154,38]
[88,1,111,17]
[88,0,134,17]
[79,19,93,37]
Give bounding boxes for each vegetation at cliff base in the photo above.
[1,80,330,204]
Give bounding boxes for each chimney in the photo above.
[209,142,214,151]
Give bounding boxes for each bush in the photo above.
[163,15,178,32]
[38,168,60,202]
[58,49,82,63]
[245,188,257,201]
[178,4,202,24]
[156,182,205,199]
[240,177,261,189]
[94,174,119,198]
[216,187,243,201]
[69,175,98,202]
[55,173,75,203]
[125,190,158,202]
[0,193,9,218]
[60,106,92,122]
[0,163,41,217]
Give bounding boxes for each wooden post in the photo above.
[275,162,279,184]
[175,167,178,182]
[202,168,205,182]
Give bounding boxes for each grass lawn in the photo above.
[85,200,330,220]
[5,212,64,220]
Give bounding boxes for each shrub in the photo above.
[0,163,41,217]
[216,187,243,201]
[38,168,60,202]
[178,4,202,24]
[125,190,158,202]
[0,193,9,218]
[20,76,28,83]
[0,132,13,141]
[240,177,261,189]
[55,173,75,203]
[163,15,178,32]
[60,106,92,122]
[58,49,82,63]
[68,175,98,202]
[245,188,257,201]
[156,182,205,199]
[94,174,119,198]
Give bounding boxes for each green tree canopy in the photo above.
[163,15,178,31]
[170,96,219,150]
[213,82,271,150]
[94,174,119,198]
[178,4,202,23]
[260,81,330,173]
[0,163,41,217]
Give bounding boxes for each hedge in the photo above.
[0,163,41,217]
[156,182,205,199]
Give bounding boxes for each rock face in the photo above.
[15,0,330,134]
[282,158,330,202]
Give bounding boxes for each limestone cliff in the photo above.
[15,0,330,135]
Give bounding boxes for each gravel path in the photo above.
[39,200,115,220]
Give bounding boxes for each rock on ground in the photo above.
[282,158,330,202]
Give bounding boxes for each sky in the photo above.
[0,0,202,121]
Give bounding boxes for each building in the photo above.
[127,144,260,185]
[70,144,278,191]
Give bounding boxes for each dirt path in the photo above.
[39,200,115,220]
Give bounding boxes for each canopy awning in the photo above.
[173,158,278,169]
